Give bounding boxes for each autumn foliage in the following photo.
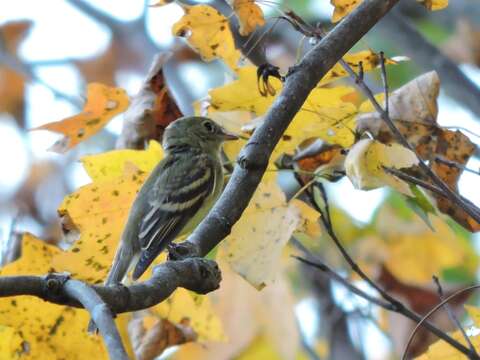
[3,0,480,359]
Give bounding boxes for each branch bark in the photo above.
[63,280,129,360]
[0,258,221,314]
[170,0,401,259]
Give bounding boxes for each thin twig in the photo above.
[434,156,480,176]
[384,166,480,214]
[379,51,389,117]
[291,253,392,310]
[64,280,129,360]
[432,276,476,355]
[384,166,445,195]
[297,181,475,357]
[403,284,480,360]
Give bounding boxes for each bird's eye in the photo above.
[203,121,216,133]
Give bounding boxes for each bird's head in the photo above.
[163,116,238,154]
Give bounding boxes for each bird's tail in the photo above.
[131,248,157,281]
[88,239,137,333]
[105,245,133,286]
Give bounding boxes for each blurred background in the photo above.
[1,0,480,359]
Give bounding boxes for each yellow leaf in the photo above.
[345,139,418,196]
[228,0,265,36]
[290,199,322,238]
[53,168,148,283]
[152,289,225,341]
[81,140,164,182]
[0,233,61,276]
[32,83,129,153]
[208,66,281,115]
[0,325,23,360]
[208,66,358,151]
[465,305,480,328]
[0,234,130,359]
[418,0,448,10]
[378,210,474,286]
[219,181,309,289]
[416,330,479,359]
[320,50,402,86]
[174,260,300,360]
[172,5,242,71]
[331,0,362,23]
[332,0,447,23]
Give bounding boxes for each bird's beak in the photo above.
[220,128,238,141]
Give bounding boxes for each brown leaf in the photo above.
[117,53,183,149]
[431,130,479,231]
[128,316,197,360]
[293,139,346,183]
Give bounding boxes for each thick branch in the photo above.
[0,258,221,314]
[170,0,401,258]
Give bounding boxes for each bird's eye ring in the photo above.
[203,121,216,133]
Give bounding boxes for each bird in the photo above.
[105,116,237,285]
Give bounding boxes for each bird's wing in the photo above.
[132,152,216,279]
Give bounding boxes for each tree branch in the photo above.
[0,258,221,314]
[296,182,476,358]
[169,0,401,259]
[63,279,129,360]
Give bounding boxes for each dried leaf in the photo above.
[357,71,478,231]
[431,130,479,232]
[293,140,346,183]
[118,54,183,149]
